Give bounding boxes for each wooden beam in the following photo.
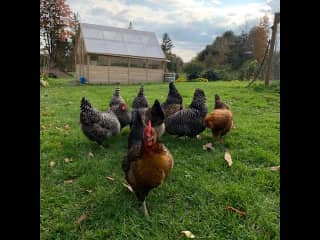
[128,58,130,84]
[265,13,279,86]
[146,59,149,82]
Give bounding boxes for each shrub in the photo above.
[187,72,200,80]
[176,75,188,82]
[190,77,208,82]
[202,70,220,81]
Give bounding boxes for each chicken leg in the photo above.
[142,200,150,218]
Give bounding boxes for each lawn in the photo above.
[40,77,280,240]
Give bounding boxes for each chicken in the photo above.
[80,97,120,145]
[214,94,230,110]
[164,88,208,137]
[108,86,132,129]
[109,85,126,106]
[161,82,183,117]
[145,99,165,139]
[204,94,233,142]
[122,111,174,217]
[131,84,149,123]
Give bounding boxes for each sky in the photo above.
[67,0,279,62]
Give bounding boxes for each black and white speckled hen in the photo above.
[161,82,183,118]
[131,85,149,121]
[164,88,208,137]
[80,97,120,145]
[108,86,132,129]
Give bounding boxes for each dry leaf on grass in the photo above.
[181,230,195,238]
[86,190,93,193]
[270,165,280,171]
[64,158,73,163]
[203,142,214,151]
[106,176,115,181]
[88,152,94,158]
[76,214,87,224]
[196,134,202,140]
[49,161,56,167]
[224,150,233,167]
[224,206,247,217]
[122,183,134,192]
[64,179,74,184]
[64,124,70,130]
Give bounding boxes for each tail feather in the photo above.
[128,111,144,149]
[80,97,92,111]
[150,99,165,125]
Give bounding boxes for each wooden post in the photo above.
[265,12,280,86]
[108,57,110,84]
[128,58,130,84]
[87,55,90,82]
[146,59,149,82]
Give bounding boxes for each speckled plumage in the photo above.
[80,97,120,145]
[164,88,207,137]
[161,82,183,117]
[131,84,149,125]
[108,86,132,129]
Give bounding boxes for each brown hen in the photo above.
[122,111,173,217]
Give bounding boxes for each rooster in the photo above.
[204,94,234,142]
[161,82,183,118]
[122,111,174,217]
[108,85,132,129]
[164,88,207,138]
[80,97,120,145]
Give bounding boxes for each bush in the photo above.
[202,70,220,81]
[183,61,205,75]
[187,72,200,80]
[191,77,208,82]
[176,75,188,82]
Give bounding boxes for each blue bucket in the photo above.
[80,76,87,84]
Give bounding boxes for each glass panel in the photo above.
[97,56,109,66]
[130,58,146,68]
[148,60,161,69]
[110,56,128,67]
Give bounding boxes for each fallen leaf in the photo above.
[224,206,247,217]
[270,165,280,171]
[76,214,87,224]
[224,150,233,166]
[196,134,202,140]
[64,158,73,163]
[203,142,214,151]
[64,124,70,130]
[106,176,115,181]
[49,161,55,167]
[181,230,195,238]
[55,126,63,131]
[64,179,73,184]
[88,152,94,158]
[122,183,134,192]
[86,190,92,193]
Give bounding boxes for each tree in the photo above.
[183,61,204,75]
[40,0,74,67]
[161,33,174,54]
[166,53,183,73]
[247,15,269,63]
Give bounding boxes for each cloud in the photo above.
[68,0,274,61]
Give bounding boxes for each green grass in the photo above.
[40,78,280,240]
